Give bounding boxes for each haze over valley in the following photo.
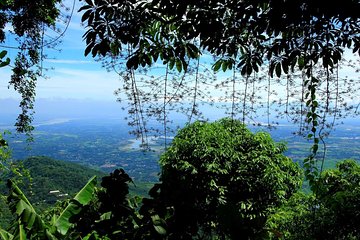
[1,98,359,183]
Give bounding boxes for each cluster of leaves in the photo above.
[0,168,166,240]
[0,50,9,67]
[80,0,360,73]
[68,169,139,239]
[0,175,97,240]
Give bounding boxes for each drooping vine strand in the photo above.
[163,63,169,150]
[232,63,236,121]
[188,57,200,123]
[242,75,249,124]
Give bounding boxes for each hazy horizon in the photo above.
[1,98,359,130]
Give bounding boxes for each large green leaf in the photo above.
[8,180,34,214]
[54,203,82,235]
[55,176,97,235]
[13,222,26,240]
[18,224,26,240]
[7,180,47,238]
[0,50,7,59]
[74,176,97,205]
[0,229,13,240]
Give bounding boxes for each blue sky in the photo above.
[0,0,121,101]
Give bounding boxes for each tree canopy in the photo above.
[80,0,360,74]
[147,119,303,239]
[268,159,360,239]
[0,119,305,239]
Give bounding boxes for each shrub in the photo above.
[152,118,303,239]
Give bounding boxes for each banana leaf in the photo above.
[0,228,13,240]
[54,176,97,235]
[6,180,47,239]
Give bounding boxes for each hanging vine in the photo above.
[232,62,237,121]
[242,74,249,124]
[1,0,75,136]
[163,64,169,149]
[188,57,200,123]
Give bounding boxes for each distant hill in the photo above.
[21,156,106,204]
[0,156,105,228]
[1,156,153,204]
[0,156,153,228]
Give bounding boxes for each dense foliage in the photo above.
[269,159,360,240]
[0,155,360,239]
[1,156,103,200]
[80,0,360,72]
[0,120,304,239]
[0,156,153,229]
[0,156,104,228]
[69,169,139,239]
[19,156,104,204]
[149,119,303,239]
[1,132,24,230]
[2,175,97,239]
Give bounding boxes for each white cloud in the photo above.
[36,68,122,100]
[45,59,96,64]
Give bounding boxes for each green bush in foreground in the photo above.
[151,118,303,239]
[268,159,360,240]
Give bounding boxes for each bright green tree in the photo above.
[147,118,303,239]
[268,159,360,240]
[312,160,360,239]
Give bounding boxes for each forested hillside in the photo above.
[21,156,104,203]
[0,156,153,228]
[0,156,104,227]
